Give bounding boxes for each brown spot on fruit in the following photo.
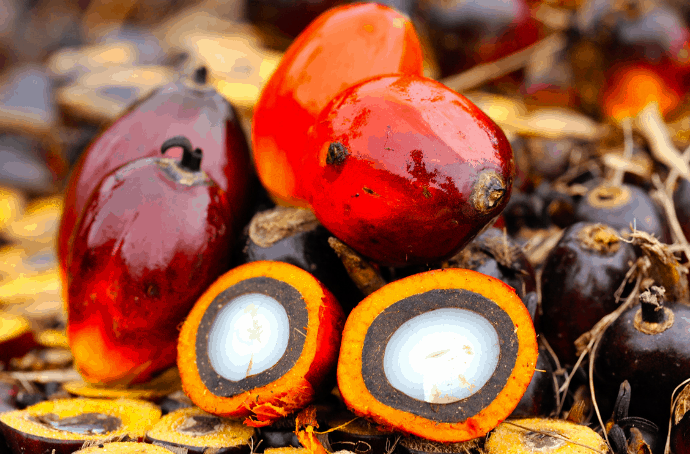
[327,142,349,165]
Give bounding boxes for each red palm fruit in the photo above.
[67,137,233,385]
[303,74,514,266]
[252,3,424,207]
[602,61,684,123]
[58,68,250,281]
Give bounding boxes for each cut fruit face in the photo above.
[178,261,345,427]
[193,277,308,397]
[338,268,537,442]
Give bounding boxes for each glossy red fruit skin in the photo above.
[58,78,250,279]
[304,74,514,266]
[66,157,233,385]
[252,2,424,207]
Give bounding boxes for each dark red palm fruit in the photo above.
[177,261,345,428]
[673,177,690,242]
[58,67,251,281]
[252,2,424,207]
[595,286,690,431]
[0,313,37,370]
[0,398,161,454]
[67,137,233,385]
[441,227,536,303]
[414,0,543,78]
[144,407,256,454]
[510,343,558,418]
[574,182,669,243]
[304,74,514,266]
[235,206,363,313]
[540,222,637,366]
[325,410,399,454]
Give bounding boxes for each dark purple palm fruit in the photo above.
[533,181,577,229]
[524,138,576,183]
[501,189,544,235]
[235,206,364,313]
[541,222,637,366]
[502,181,580,235]
[510,342,559,418]
[575,182,669,243]
[595,286,690,432]
[442,227,536,300]
[442,228,540,330]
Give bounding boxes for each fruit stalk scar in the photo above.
[471,170,507,213]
